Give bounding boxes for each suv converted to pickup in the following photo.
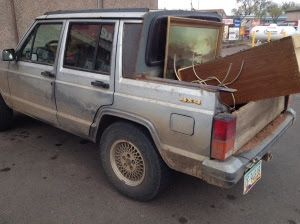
[0,8,296,201]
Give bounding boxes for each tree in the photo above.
[231,0,257,18]
[281,1,300,12]
[254,0,272,20]
[269,3,283,23]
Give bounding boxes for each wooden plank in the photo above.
[233,96,284,152]
[178,34,300,105]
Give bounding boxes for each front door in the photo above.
[8,21,64,125]
[55,20,118,136]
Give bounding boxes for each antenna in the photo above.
[191,0,195,10]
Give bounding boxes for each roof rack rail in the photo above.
[44,8,150,15]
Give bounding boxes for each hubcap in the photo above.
[110,140,145,186]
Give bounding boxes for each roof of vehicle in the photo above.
[37,8,149,20]
[44,8,150,15]
[36,8,222,21]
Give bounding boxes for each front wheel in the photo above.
[0,95,13,131]
[100,121,171,201]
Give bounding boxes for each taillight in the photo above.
[211,113,237,161]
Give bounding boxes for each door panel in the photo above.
[8,22,63,125]
[55,20,118,136]
[8,62,57,123]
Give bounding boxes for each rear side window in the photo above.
[64,23,114,74]
[18,23,62,65]
[122,23,143,78]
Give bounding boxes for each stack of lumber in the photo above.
[178,34,300,106]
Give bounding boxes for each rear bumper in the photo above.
[201,108,296,188]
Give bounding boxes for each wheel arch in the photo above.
[0,91,13,109]
[90,108,163,154]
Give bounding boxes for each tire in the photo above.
[0,95,13,131]
[100,121,171,201]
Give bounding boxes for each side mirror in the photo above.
[2,49,16,61]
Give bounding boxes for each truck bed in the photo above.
[233,96,285,153]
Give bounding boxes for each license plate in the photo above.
[243,160,262,194]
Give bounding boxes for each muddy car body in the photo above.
[0,8,296,200]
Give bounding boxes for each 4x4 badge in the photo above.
[180,97,201,105]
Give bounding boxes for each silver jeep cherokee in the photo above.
[0,8,296,201]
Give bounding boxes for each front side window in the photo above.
[19,30,35,60]
[64,22,114,74]
[18,23,62,65]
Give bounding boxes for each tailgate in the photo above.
[233,96,285,153]
[202,108,295,188]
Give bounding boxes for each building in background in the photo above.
[285,8,300,27]
[0,0,158,50]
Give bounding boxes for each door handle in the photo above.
[41,71,55,78]
[91,80,109,89]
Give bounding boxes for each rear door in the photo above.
[7,21,64,125]
[55,19,118,136]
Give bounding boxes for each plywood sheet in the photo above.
[178,34,300,105]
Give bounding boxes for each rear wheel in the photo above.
[0,95,13,131]
[100,121,171,201]
[110,140,146,187]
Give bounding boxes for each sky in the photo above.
[158,0,300,15]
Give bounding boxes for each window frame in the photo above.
[16,21,64,66]
[63,21,116,75]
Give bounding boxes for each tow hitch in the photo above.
[262,152,273,162]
